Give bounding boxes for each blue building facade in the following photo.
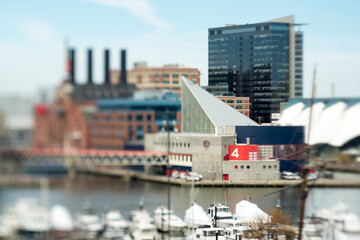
[236,126,305,172]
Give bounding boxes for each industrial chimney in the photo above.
[104,49,110,84]
[120,49,127,85]
[87,48,93,84]
[69,48,76,85]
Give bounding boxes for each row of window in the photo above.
[151,74,198,79]
[170,155,192,162]
[155,80,180,84]
[93,114,153,122]
[154,141,191,148]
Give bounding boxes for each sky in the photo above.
[0,0,359,100]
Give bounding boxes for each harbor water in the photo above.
[1,173,360,225]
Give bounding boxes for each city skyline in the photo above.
[0,0,359,99]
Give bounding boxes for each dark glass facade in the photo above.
[209,22,302,123]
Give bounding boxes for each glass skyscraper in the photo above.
[208,16,303,123]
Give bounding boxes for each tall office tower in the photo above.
[208,16,303,123]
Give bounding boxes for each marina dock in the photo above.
[86,167,360,188]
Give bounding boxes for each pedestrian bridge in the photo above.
[0,148,168,167]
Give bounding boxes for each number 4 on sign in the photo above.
[231,148,239,158]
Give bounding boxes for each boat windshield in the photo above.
[217,207,229,212]
[203,230,225,237]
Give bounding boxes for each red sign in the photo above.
[228,145,259,161]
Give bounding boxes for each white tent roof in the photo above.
[278,99,360,146]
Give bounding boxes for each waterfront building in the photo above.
[111,63,200,98]
[0,96,34,148]
[145,78,282,180]
[208,15,304,123]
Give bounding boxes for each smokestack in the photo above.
[87,48,93,84]
[104,49,110,84]
[70,48,75,85]
[120,49,127,85]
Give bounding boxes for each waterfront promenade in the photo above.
[86,166,360,188]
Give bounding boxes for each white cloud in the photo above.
[17,19,58,44]
[86,0,172,30]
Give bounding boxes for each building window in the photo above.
[192,74,197,79]
[136,115,143,121]
[163,74,170,78]
[227,100,234,103]
[247,165,250,169]
[237,100,243,103]
[173,81,179,84]
[128,115,132,121]
[182,74,188,78]
[236,105,243,109]
[172,74,179,78]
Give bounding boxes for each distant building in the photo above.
[89,91,181,150]
[208,15,304,123]
[111,63,200,98]
[278,98,360,160]
[0,96,34,148]
[202,85,251,117]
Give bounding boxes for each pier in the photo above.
[86,166,360,188]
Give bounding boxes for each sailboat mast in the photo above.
[298,64,317,240]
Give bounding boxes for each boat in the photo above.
[75,202,104,237]
[129,200,153,227]
[207,203,233,227]
[281,171,301,180]
[50,204,74,232]
[224,226,251,240]
[217,219,243,229]
[0,220,11,239]
[103,209,129,232]
[154,206,186,232]
[233,200,270,224]
[184,202,212,229]
[131,221,158,240]
[194,227,225,240]
[15,198,51,238]
[303,202,360,240]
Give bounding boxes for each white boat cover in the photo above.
[233,200,270,223]
[50,204,74,231]
[317,202,360,233]
[184,203,212,227]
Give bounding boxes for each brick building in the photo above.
[111,63,200,98]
